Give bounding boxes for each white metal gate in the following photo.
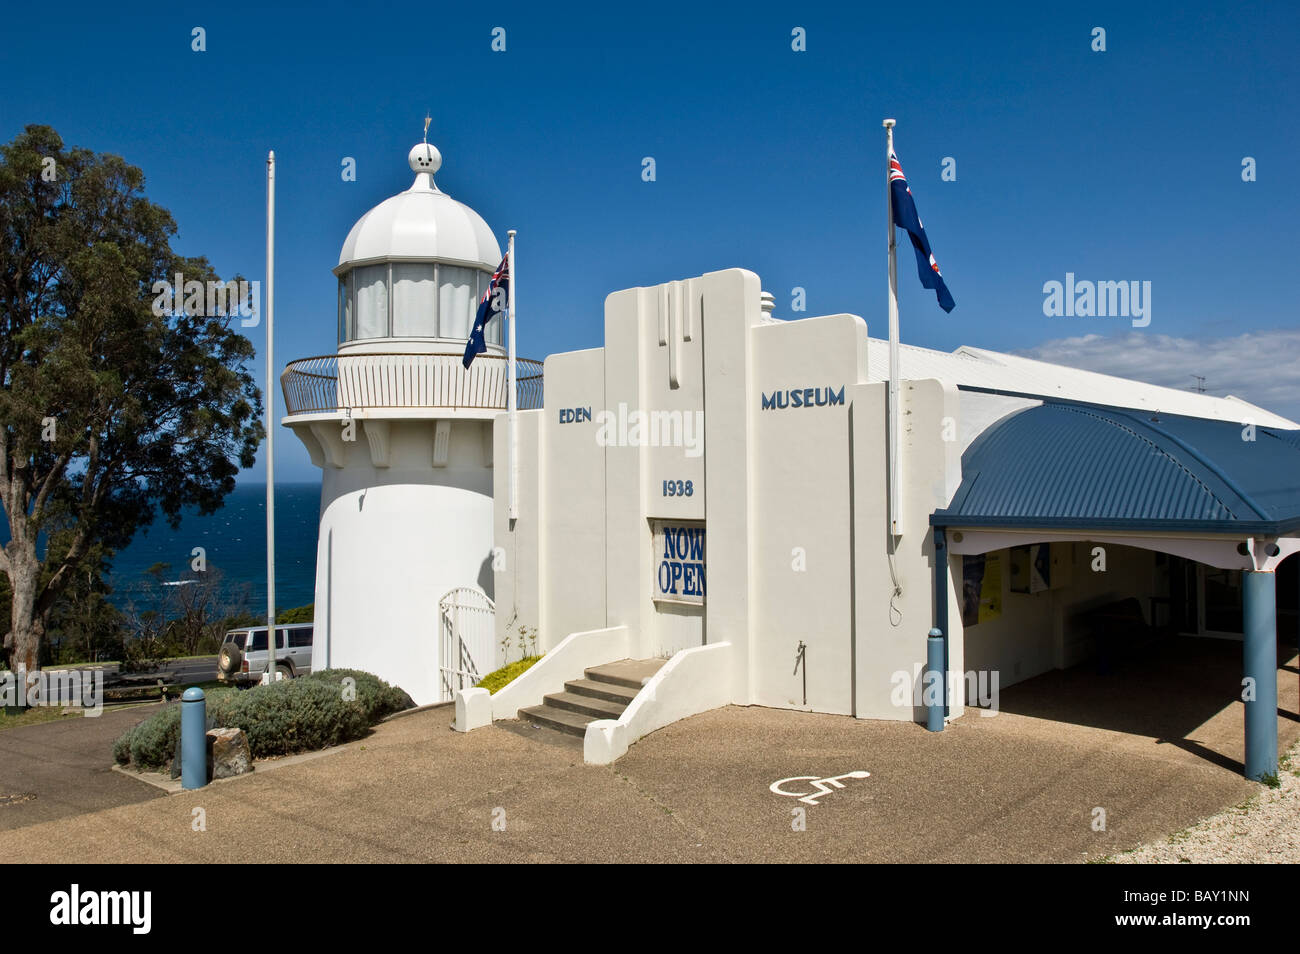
[439,587,496,702]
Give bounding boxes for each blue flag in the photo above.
[889,150,955,313]
[462,253,510,368]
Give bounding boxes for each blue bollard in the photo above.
[181,687,208,790]
[925,629,945,732]
[1243,570,1277,781]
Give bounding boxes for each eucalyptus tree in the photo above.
[0,124,263,673]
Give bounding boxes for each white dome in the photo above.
[337,145,501,271]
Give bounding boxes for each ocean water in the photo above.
[107,483,320,616]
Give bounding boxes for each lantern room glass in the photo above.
[337,264,496,344]
[438,265,477,340]
[354,264,389,339]
[391,263,436,336]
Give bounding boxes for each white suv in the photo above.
[217,624,314,685]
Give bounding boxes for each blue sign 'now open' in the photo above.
[653,522,706,604]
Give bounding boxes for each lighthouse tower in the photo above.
[281,141,537,705]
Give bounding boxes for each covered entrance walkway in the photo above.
[932,399,1300,780]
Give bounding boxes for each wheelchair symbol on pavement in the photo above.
[769,771,870,806]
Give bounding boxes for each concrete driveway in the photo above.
[5,637,1297,863]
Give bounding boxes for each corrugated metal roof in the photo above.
[864,338,1297,428]
[932,401,1300,535]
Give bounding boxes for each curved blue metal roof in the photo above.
[932,401,1300,535]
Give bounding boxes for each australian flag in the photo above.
[889,150,955,313]
[462,253,510,368]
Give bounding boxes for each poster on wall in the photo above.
[962,553,1003,626]
[1031,544,1050,593]
[1009,544,1052,594]
[651,520,706,605]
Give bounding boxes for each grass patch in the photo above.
[1280,750,1299,778]
[48,660,121,669]
[476,656,541,694]
[0,705,72,732]
[181,679,225,692]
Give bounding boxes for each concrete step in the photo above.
[565,678,639,706]
[517,658,667,739]
[585,658,666,690]
[518,704,594,737]
[543,691,626,720]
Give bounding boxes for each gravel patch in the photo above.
[1110,740,1300,864]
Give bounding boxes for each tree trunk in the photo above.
[6,553,44,675]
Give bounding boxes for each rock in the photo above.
[206,727,252,779]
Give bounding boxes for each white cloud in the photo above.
[1016,329,1300,423]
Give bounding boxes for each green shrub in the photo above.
[276,604,314,624]
[476,656,541,694]
[112,726,137,766]
[111,668,412,770]
[120,634,179,674]
[305,669,414,722]
[113,690,240,768]
[206,679,368,758]
[123,705,182,769]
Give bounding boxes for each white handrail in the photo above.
[281,352,543,415]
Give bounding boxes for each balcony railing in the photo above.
[281,352,543,416]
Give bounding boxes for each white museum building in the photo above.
[282,142,1300,780]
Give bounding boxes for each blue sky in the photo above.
[3,0,1297,481]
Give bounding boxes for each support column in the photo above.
[934,527,950,718]
[1243,569,1277,781]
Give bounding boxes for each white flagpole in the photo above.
[507,230,518,522]
[265,150,278,679]
[884,119,902,540]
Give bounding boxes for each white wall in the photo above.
[693,270,761,702]
[850,377,965,721]
[538,349,607,654]
[602,276,717,661]
[492,409,543,664]
[500,268,966,726]
[311,418,494,705]
[749,314,867,714]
